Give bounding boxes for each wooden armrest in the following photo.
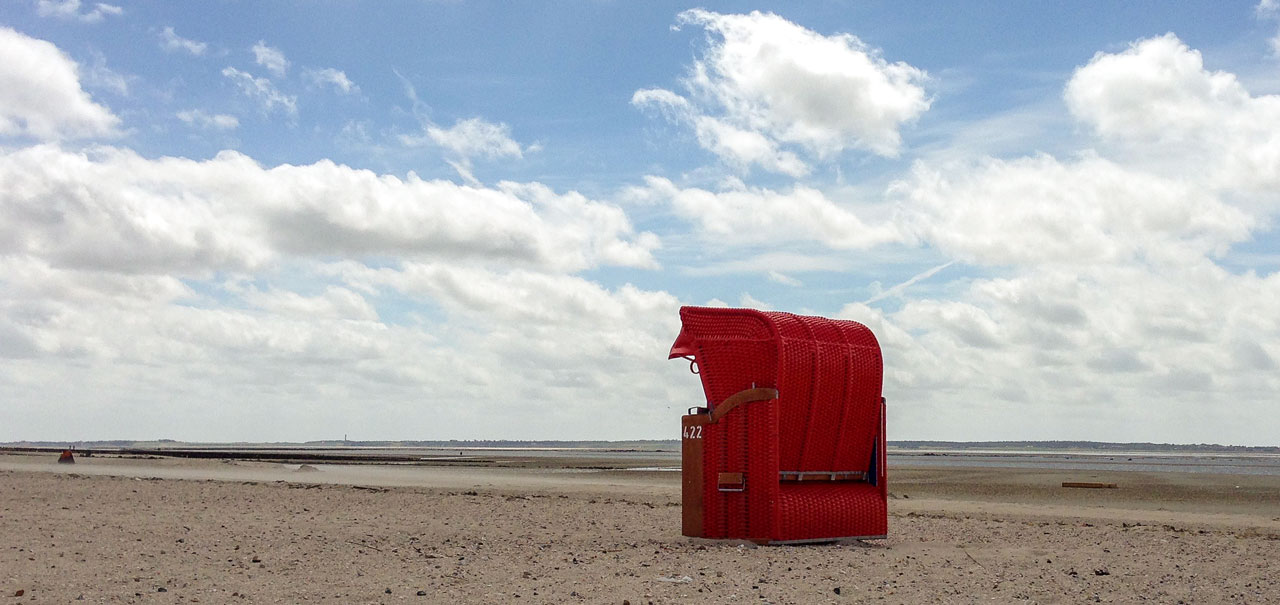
[709,387,779,423]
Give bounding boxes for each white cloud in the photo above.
[634,9,929,174]
[844,260,1280,444]
[0,254,684,440]
[0,138,671,439]
[1262,0,1280,54]
[633,87,809,175]
[678,251,856,277]
[305,67,358,94]
[82,50,129,96]
[766,270,802,287]
[0,144,658,275]
[631,92,813,175]
[494,181,660,270]
[833,33,1280,444]
[863,261,952,304]
[393,77,525,176]
[444,159,480,187]
[328,264,685,435]
[739,292,771,309]
[222,67,297,116]
[159,26,207,56]
[339,263,671,328]
[897,154,1254,267]
[1065,34,1280,194]
[236,285,379,322]
[5,22,1280,445]
[685,9,930,155]
[691,116,810,177]
[251,41,289,77]
[0,27,119,140]
[403,117,525,161]
[630,88,691,121]
[35,0,122,23]
[636,175,905,249]
[1067,34,1244,144]
[176,109,238,130]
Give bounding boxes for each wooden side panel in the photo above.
[681,413,710,537]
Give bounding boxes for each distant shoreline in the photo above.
[3,439,1278,454]
[4,441,1280,478]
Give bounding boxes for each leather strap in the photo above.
[709,387,779,423]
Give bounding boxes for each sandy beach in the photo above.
[2,451,1277,604]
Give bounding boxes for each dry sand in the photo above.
[2,451,1277,604]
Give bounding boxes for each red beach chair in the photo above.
[672,306,887,543]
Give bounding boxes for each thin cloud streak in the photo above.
[864,261,954,304]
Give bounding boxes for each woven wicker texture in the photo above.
[673,306,886,542]
[777,482,887,540]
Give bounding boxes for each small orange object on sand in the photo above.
[57,450,75,464]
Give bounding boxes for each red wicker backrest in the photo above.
[770,312,882,472]
[673,306,882,473]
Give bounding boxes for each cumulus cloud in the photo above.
[35,0,122,23]
[634,9,929,174]
[0,27,120,140]
[159,26,206,56]
[692,116,810,177]
[633,88,810,177]
[327,263,684,434]
[339,263,672,328]
[0,144,658,275]
[251,41,289,77]
[1067,34,1244,144]
[236,285,379,322]
[845,260,1280,443]
[176,109,238,130]
[831,33,1280,444]
[305,68,358,94]
[6,21,1279,444]
[0,135,672,440]
[635,175,904,249]
[0,253,684,439]
[222,67,296,116]
[896,154,1254,267]
[1065,34,1280,194]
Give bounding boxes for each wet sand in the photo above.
[2,451,1277,603]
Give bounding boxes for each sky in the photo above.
[1,1,1279,445]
